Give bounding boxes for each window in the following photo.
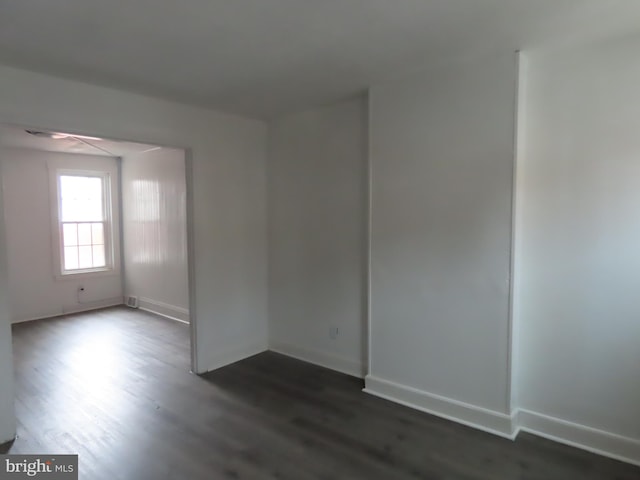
[57,172,112,274]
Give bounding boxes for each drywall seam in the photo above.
[507,50,528,411]
[365,88,374,376]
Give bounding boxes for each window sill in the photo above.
[54,268,120,282]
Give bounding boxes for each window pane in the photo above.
[92,245,106,267]
[60,175,104,222]
[58,174,111,273]
[78,246,93,269]
[64,246,79,270]
[63,224,78,246]
[77,223,92,245]
[92,223,104,245]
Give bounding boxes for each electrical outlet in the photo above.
[329,326,339,340]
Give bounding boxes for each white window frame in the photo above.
[53,169,115,277]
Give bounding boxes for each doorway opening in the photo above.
[0,123,197,372]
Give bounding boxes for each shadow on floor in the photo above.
[201,351,640,480]
[0,439,14,454]
[7,308,639,480]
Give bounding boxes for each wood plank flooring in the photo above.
[3,306,638,479]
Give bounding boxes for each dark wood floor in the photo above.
[3,307,638,479]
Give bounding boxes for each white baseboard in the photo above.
[270,341,366,378]
[364,375,517,439]
[12,312,64,324]
[12,298,124,324]
[362,375,640,466]
[516,409,640,467]
[202,340,268,374]
[136,296,189,324]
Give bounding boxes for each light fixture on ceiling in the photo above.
[25,130,102,141]
[140,146,162,153]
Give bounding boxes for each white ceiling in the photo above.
[0,124,159,157]
[0,0,638,119]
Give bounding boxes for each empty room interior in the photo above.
[0,1,639,479]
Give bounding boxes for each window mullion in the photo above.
[90,222,94,267]
[75,222,80,270]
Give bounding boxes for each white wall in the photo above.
[0,64,268,437]
[365,52,518,436]
[0,167,15,444]
[515,37,640,461]
[0,148,122,322]
[121,148,189,322]
[268,97,367,377]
